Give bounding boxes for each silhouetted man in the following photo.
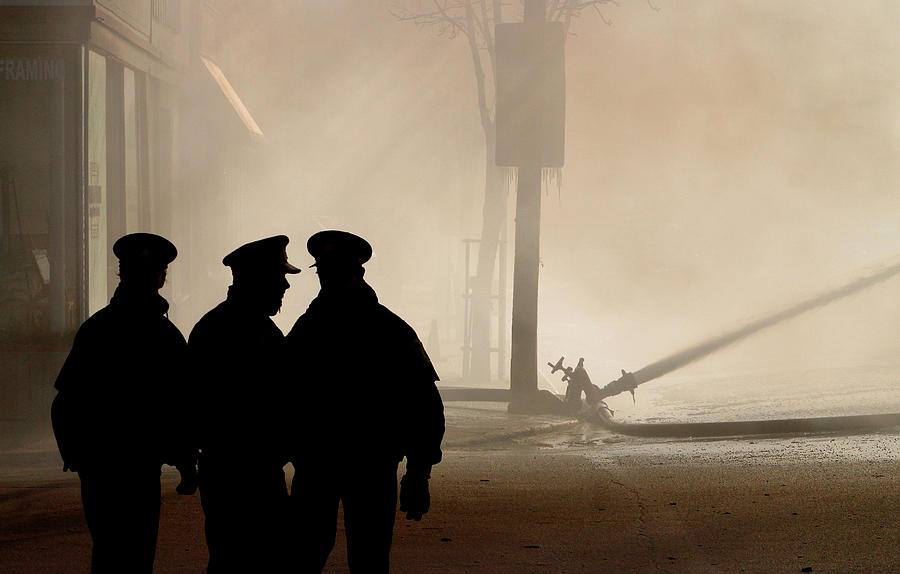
[188,235,300,573]
[51,232,196,574]
[286,230,445,573]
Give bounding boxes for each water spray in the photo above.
[547,263,900,405]
[595,259,900,401]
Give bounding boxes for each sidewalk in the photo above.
[442,401,580,447]
[0,403,580,468]
[0,433,61,468]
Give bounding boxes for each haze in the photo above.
[194,1,898,408]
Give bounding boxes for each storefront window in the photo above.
[0,53,67,341]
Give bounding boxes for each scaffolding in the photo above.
[461,237,507,382]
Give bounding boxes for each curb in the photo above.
[443,419,581,448]
[591,411,900,438]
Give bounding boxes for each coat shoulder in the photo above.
[188,302,228,344]
[287,311,311,334]
[373,304,417,339]
[161,317,187,347]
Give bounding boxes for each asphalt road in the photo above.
[1,427,897,573]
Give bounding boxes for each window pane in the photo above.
[124,66,139,233]
[0,55,61,341]
[87,50,107,315]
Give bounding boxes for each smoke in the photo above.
[632,260,900,386]
[210,1,900,385]
[540,0,900,380]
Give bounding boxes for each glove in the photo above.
[399,472,430,521]
[175,464,198,495]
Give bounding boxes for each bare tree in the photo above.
[393,0,616,383]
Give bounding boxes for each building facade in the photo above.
[0,0,260,436]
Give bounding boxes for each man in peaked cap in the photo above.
[51,233,196,574]
[286,230,445,573]
[188,235,300,573]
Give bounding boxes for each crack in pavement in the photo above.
[607,477,665,573]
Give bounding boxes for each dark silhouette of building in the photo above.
[51,232,196,574]
[286,230,445,573]
[188,235,300,573]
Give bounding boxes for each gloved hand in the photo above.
[175,464,198,495]
[399,472,430,521]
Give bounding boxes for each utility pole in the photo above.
[496,0,565,412]
[509,0,544,411]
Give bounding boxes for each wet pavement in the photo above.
[2,400,899,573]
[442,401,580,447]
[4,397,897,469]
[0,402,579,470]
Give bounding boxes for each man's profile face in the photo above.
[258,271,290,315]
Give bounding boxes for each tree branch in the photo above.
[479,0,493,52]
[464,0,495,133]
[547,0,618,24]
[488,0,503,78]
[391,1,473,40]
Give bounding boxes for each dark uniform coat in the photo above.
[187,286,290,573]
[286,281,445,573]
[51,285,189,574]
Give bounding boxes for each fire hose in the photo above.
[548,259,900,437]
